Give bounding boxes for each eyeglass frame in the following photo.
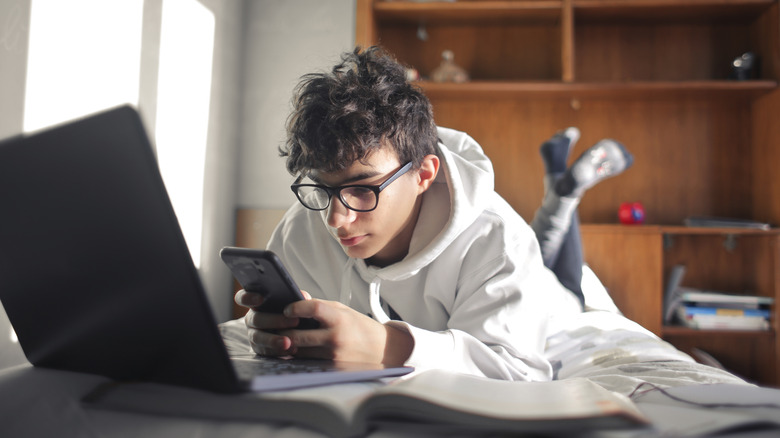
[290,161,414,212]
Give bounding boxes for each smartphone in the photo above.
[220,246,319,330]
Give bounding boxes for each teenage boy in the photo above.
[233,46,581,381]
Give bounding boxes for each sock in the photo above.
[555,139,633,197]
[539,127,580,174]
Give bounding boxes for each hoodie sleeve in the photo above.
[387,209,582,381]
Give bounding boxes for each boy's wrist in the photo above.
[382,323,414,367]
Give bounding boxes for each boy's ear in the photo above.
[416,154,440,194]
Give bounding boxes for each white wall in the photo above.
[0,0,356,368]
[0,0,31,369]
[191,0,244,322]
[237,0,356,209]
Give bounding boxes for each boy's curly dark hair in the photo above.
[281,46,438,175]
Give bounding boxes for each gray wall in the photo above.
[0,0,31,369]
[0,0,29,139]
[237,0,356,210]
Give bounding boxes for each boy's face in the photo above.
[311,148,427,267]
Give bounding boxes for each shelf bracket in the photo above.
[723,234,738,252]
[663,233,674,250]
[416,23,428,41]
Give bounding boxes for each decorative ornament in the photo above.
[431,50,469,83]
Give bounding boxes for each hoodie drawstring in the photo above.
[342,258,391,323]
[339,258,355,306]
[369,278,390,324]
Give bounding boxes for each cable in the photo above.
[628,382,780,410]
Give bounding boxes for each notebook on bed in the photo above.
[0,105,412,393]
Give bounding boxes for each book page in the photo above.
[365,370,647,422]
[259,379,384,420]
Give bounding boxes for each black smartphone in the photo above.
[220,246,319,330]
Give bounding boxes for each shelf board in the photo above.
[661,226,780,235]
[372,0,775,23]
[580,223,780,235]
[416,79,777,99]
[663,326,776,337]
[574,0,776,22]
[374,1,563,24]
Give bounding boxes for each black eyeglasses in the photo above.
[291,161,413,212]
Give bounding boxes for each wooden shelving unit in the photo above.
[357,0,780,387]
[416,80,778,99]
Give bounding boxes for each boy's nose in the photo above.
[326,196,356,228]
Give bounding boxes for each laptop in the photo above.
[0,105,412,393]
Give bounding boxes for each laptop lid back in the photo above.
[0,106,240,393]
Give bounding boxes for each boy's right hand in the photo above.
[234,288,311,356]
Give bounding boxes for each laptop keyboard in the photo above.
[232,357,340,377]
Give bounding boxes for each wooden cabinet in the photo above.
[581,225,780,386]
[356,0,780,386]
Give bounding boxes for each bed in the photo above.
[0,212,776,436]
[1,297,775,437]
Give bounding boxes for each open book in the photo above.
[86,369,649,437]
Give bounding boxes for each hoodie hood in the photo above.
[328,127,494,321]
[341,127,496,283]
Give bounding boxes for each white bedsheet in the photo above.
[546,310,750,395]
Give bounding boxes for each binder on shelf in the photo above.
[663,264,773,330]
[675,306,770,331]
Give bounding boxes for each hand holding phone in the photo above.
[220,247,319,330]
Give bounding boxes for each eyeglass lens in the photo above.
[295,186,377,211]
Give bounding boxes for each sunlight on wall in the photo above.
[155,0,215,267]
[23,0,143,132]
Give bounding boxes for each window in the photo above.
[155,0,215,267]
[23,0,214,267]
[23,0,143,132]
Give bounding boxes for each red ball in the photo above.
[619,202,645,224]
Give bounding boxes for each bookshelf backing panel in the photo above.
[664,332,777,386]
[575,23,753,81]
[752,89,780,224]
[662,233,777,299]
[572,0,775,23]
[377,23,562,80]
[429,96,753,224]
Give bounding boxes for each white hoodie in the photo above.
[267,127,581,381]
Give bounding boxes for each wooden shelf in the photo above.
[661,226,780,235]
[374,1,563,23]
[416,80,777,99]
[373,0,774,22]
[581,223,780,235]
[663,326,776,337]
[361,0,780,388]
[574,0,775,22]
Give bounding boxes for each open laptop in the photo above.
[0,105,412,393]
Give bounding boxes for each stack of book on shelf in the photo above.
[663,265,774,331]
